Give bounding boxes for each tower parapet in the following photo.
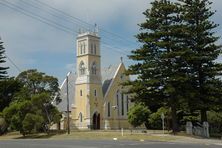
[78,24,99,37]
[77,31,99,38]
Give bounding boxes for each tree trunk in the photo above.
[201,109,207,123]
[171,106,178,134]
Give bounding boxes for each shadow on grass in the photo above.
[14,130,66,139]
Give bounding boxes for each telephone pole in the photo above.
[66,72,71,134]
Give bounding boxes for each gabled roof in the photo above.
[103,62,127,100]
[101,64,119,95]
[54,73,77,112]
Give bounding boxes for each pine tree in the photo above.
[0,38,10,111]
[179,0,222,122]
[0,38,9,80]
[126,0,189,133]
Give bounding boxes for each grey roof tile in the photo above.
[101,64,119,95]
[55,73,77,112]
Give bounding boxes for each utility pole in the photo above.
[161,113,165,134]
[66,72,71,134]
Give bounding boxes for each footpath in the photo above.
[152,134,222,146]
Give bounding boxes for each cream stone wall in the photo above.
[89,83,104,128]
[71,32,133,130]
[103,63,132,129]
[72,84,89,129]
[72,83,104,129]
[72,32,104,129]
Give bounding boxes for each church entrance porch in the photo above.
[92,112,100,129]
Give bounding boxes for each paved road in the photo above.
[0,139,221,148]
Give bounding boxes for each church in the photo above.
[56,30,133,130]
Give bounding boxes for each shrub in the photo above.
[128,103,151,128]
[148,107,169,129]
[207,111,222,135]
[0,117,7,135]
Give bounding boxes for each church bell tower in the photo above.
[72,30,103,129]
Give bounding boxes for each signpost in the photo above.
[161,113,165,134]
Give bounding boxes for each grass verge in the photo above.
[0,130,178,142]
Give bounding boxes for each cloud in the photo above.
[1,0,222,83]
[41,0,150,32]
[65,63,76,72]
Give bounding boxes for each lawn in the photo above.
[0,130,179,141]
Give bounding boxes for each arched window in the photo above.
[80,90,83,96]
[116,90,119,105]
[121,93,124,116]
[79,112,83,122]
[116,90,120,116]
[80,44,83,54]
[79,61,85,75]
[120,74,124,80]
[126,95,129,112]
[94,89,97,96]
[94,44,96,54]
[91,62,97,75]
[108,102,111,117]
[83,42,86,53]
[91,43,93,54]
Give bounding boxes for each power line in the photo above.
[5,54,22,73]
[1,0,75,35]
[0,0,130,56]
[19,0,89,32]
[18,0,131,55]
[21,0,133,50]
[34,0,92,28]
[0,2,129,76]
[33,0,137,46]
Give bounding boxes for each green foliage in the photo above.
[178,0,222,122]
[3,102,20,125]
[0,38,9,80]
[16,69,59,97]
[207,111,222,134]
[3,101,31,133]
[22,113,44,134]
[3,92,61,135]
[2,69,61,135]
[148,107,169,129]
[180,111,200,124]
[125,0,189,132]
[128,103,151,128]
[0,117,7,135]
[125,0,222,133]
[0,77,23,111]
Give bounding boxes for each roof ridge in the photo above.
[103,62,123,99]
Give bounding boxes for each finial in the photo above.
[94,23,99,34]
[120,57,123,63]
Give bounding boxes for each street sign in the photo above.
[161,113,165,120]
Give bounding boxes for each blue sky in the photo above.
[0,0,222,84]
